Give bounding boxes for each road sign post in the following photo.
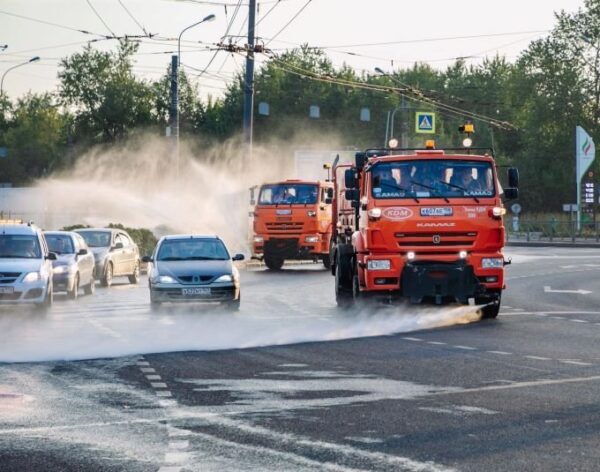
[576,126,596,231]
[415,112,435,134]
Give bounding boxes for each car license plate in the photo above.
[182,287,211,296]
[0,287,14,294]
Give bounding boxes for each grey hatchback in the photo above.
[44,231,95,299]
[75,228,140,287]
[144,235,244,310]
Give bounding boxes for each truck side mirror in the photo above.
[345,189,359,201]
[508,167,519,188]
[503,188,519,200]
[344,169,357,189]
[326,188,334,198]
[355,152,367,170]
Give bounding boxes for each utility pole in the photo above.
[169,55,179,175]
[243,0,257,159]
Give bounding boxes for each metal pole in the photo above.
[169,55,179,175]
[400,95,408,148]
[243,0,257,158]
[384,110,391,147]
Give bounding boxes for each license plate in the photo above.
[0,287,14,294]
[420,207,453,217]
[182,287,211,296]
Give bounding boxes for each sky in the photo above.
[0,0,586,101]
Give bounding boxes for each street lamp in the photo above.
[1,56,40,96]
[172,14,215,177]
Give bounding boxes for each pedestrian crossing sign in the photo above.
[415,112,436,134]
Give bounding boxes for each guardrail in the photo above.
[507,219,600,243]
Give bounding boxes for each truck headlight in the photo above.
[253,236,264,243]
[307,210,317,217]
[367,259,391,270]
[491,207,506,217]
[305,236,320,243]
[368,208,382,219]
[482,258,504,268]
[23,272,42,283]
[459,251,468,259]
[215,274,233,283]
[407,251,416,261]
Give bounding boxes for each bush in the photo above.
[60,223,158,256]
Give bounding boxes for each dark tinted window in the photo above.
[0,235,42,259]
[45,234,75,254]
[157,239,229,261]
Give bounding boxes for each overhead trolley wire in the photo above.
[85,0,117,37]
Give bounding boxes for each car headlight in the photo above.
[482,258,504,268]
[155,275,177,284]
[215,274,233,283]
[53,265,69,274]
[23,272,42,283]
[367,259,391,270]
[305,236,320,243]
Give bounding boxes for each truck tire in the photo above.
[264,254,284,271]
[335,245,354,308]
[322,254,332,270]
[477,291,501,319]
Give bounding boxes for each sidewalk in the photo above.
[507,234,600,248]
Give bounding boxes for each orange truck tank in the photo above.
[251,180,334,270]
[331,144,520,319]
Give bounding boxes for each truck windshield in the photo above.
[259,184,318,205]
[371,160,495,199]
[0,235,42,259]
[157,239,229,261]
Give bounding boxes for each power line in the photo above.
[0,8,105,37]
[266,0,312,46]
[118,0,149,36]
[86,0,116,37]
[255,0,281,28]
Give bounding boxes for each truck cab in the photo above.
[332,145,519,319]
[252,179,334,270]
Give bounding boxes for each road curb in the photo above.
[507,241,600,248]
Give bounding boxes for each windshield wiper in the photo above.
[184,256,222,260]
[411,180,449,203]
[160,257,184,261]
[439,181,480,203]
[380,181,419,203]
[0,255,33,259]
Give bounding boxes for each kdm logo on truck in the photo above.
[382,207,413,220]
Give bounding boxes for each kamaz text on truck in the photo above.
[251,179,334,270]
[331,140,519,319]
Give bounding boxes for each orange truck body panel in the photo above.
[333,149,511,306]
[252,180,334,262]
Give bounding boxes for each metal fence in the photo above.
[507,219,600,242]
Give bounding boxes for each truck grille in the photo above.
[0,272,21,284]
[265,222,304,234]
[396,231,477,249]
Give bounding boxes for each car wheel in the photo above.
[128,261,140,284]
[101,262,113,287]
[68,274,79,300]
[35,284,53,312]
[84,276,95,295]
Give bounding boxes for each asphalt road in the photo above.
[1,246,600,471]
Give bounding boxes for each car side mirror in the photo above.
[77,248,88,256]
[142,255,153,263]
[113,242,124,250]
[46,252,57,261]
[232,253,245,261]
[508,167,519,188]
[503,188,519,200]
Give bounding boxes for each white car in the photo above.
[0,221,56,310]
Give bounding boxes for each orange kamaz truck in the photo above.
[331,141,519,319]
[251,179,334,270]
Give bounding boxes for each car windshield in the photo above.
[78,231,111,248]
[157,239,230,261]
[371,159,495,199]
[259,184,318,205]
[0,235,42,259]
[45,234,75,254]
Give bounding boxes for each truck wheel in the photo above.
[477,291,501,319]
[264,254,284,271]
[335,247,354,308]
[322,254,332,270]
